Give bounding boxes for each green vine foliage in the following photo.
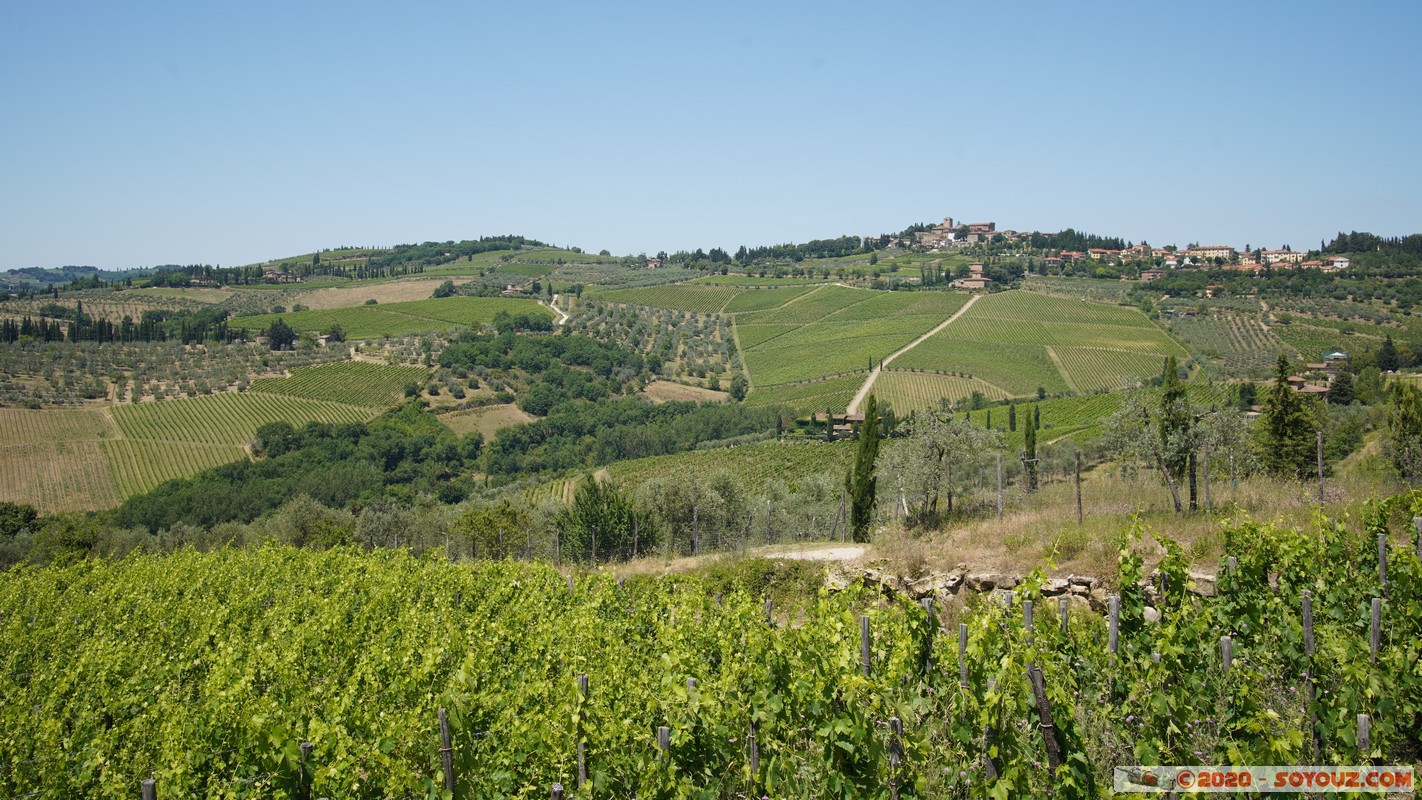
[2,497,1422,798]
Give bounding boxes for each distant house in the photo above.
[952,262,993,290]
[1326,255,1351,272]
[1187,245,1237,261]
[1261,249,1305,265]
[1204,284,1221,297]
[1042,257,1063,269]
[645,257,663,269]
[1140,269,1166,282]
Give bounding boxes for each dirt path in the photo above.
[771,545,866,562]
[847,293,982,415]
[544,295,571,326]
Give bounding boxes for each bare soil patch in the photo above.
[642,380,728,405]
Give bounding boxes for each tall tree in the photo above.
[1256,354,1320,479]
[1379,335,1400,372]
[847,394,881,542]
[1157,356,1196,508]
[1386,382,1422,484]
[1008,402,1017,432]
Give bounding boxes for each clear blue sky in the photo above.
[3,0,1419,269]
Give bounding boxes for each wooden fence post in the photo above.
[1370,598,1382,662]
[566,574,574,594]
[1202,438,1211,511]
[749,720,760,774]
[889,716,904,800]
[1220,636,1233,673]
[551,782,564,800]
[438,708,455,798]
[921,597,935,672]
[1107,595,1119,655]
[1074,451,1083,524]
[860,615,872,677]
[766,499,773,544]
[996,454,1004,520]
[577,674,589,790]
[983,677,1000,780]
[1026,665,1064,771]
[657,726,671,762]
[141,779,156,800]
[1316,428,1325,504]
[1303,590,1320,760]
[1023,599,1034,641]
[958,623,969,689]
[1059,596,1069,634]
[1414,516,1422,560]
[1357,714,1370,758]
[299,742,314,800]
[764,598,773,627]
[1378,534,1388,595]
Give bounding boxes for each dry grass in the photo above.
[870,463,1397,584]
[641,380,728,405]
[438,403,535,439]
[292,278,452,310]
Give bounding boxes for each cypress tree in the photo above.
[1009,402,1017,432]
[1259,354,1317,479]
[847,394,881,542]
[1380,335,1400,372]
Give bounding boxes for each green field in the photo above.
[102,440,247,498]
[230,296,552,338]
[250,361,430,407]
[894,291,1186,397]
[738,288,970,387]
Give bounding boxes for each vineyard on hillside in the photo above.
[230,297,552,339]
[742,375,864,415]
[249,362,430,407]
[101,440,247,498]
[873,370,1010,414]
[1165,312,1291,380]
[895,292,1184,398]
[109,393,372,445]
[3,501,1421,798]
[738,290,969,387]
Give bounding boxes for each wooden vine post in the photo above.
[657,726,671,762]
[141,779,157,800]
[1302,590,1320,760]
[1378,534,1388,595]
[1370,598,1382,663]
[299,742,314,800]
[860,615,872,677]
[1058,596,1069,634]
[921,597,935,672]
[888,716,904,800]
[958,623,969,690]
[1026,666,1064,771]
[577,674,590,791]
[438,707,456,798]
